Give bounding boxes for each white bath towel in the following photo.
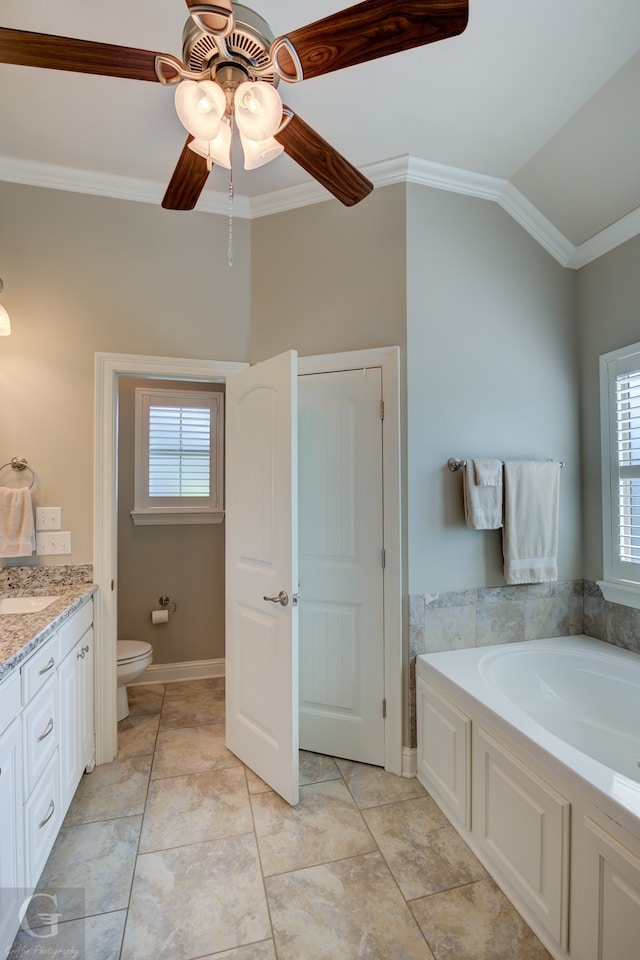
[463,459,503,530]
[0,486,36,558]
[502,461,560,584]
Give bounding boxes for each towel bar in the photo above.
[448,457,565,472]
[0,456,36,489]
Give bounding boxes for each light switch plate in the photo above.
[35,507,62,531]
[36,531,71,555]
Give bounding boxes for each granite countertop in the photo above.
[0,574,96,683]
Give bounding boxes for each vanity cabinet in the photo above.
[0,594,94,959]
[59,600,94,812]
[0,672,24,958]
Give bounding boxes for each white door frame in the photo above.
[93,346,402,774]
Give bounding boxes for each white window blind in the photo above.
[148,403,211,499]
[616,369,640,564]
[599,342,640,607]
[132,387,224,525]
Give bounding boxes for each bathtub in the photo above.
[416,635,640,960]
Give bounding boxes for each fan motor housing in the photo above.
[182,4,278,86]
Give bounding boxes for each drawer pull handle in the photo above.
[38,657,55,676]
[37,718,54,742]
[77,649,85,660]
[38,800,55,829]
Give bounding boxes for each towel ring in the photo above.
[0,456,36,489]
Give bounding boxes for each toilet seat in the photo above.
[117,640,152,664]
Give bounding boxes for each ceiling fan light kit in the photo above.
[0,1,469,210]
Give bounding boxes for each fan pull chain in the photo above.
[227,174,234,268]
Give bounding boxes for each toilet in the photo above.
[116,640,153,721]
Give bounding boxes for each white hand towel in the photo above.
[0,486,36,558]
[463,459,503,530]
[503,461,560,584]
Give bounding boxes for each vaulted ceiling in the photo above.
[1,1,639,265]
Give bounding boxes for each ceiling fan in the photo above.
[0,1,469,211]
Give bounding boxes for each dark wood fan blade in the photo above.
[0,27,161,81]
[184,1,234,34]
[162,137,211,210]
[273,0,468,81]
[275,111,373,207]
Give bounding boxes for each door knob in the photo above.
[263,590,289,607]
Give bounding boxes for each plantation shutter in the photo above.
[132,387,224,524]
[148,403,211,498]
[616,368,640,564]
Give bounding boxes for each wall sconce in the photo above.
[0,279,11,336]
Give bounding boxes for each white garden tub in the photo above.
[416,635,640,960]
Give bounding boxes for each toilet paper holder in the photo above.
[158,595,177,615]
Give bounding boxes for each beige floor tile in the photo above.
[140,766,253,852]
[410,877,554,960]
[266,852,435,960]
[160,678,226,729]
[64,756,151,825]
[116,713,160,759]
[299,750,341,784]
[125,683,165,715]
[336,758,427,807]
[151,723,242,779]
[363,796,487,899]
[251,779,376,876]
[201,942,276,960]
[8,909,126,960]
[245,764,273,795]
[121,834,271,960]
[35,816,141,921]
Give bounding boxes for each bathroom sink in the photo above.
[0,596,60,615]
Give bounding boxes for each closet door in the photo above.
[225,351,299,805]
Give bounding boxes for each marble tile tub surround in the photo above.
[9,678,553,960]
[408,579,640,747]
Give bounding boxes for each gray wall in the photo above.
[577,232,640,581]
[117,377,226,663]
[0,180,251,565]
[405,184,582,594]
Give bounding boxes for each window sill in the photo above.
[131,509,225,526]
[597,580,640,610]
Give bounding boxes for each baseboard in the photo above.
[402,746,417,778]
[131,658,225,685]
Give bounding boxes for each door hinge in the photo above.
[380,400,385,420]
[382,698,387,719]
[381,548,386,568]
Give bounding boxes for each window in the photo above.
[132,387,224,525]
[600,342,640,607]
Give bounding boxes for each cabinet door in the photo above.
[416,677,471,829]
[79,628,94,773]
[473,727,570,949]
[572,815,640,960]
[59,641,83,813]
[0,718,24,960]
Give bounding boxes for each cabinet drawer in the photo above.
[24,749,60,888]
[21,632,60,704]
[59,598,93,659]
[23,681,58,797]
[0,670,20,738]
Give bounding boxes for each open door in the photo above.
[225,351,299,805]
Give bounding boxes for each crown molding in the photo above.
[0,152,637,268]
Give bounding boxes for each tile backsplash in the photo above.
[408,579,640,747]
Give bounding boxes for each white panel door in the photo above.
[298,368,385,764]
[225,351,299,805]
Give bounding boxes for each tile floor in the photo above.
[10,678,553,960]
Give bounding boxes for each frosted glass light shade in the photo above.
[188,120,232,169]
[0,303,11,336]
[234,81,282,141]
[175,79,227,140]
[240,132,284,170]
